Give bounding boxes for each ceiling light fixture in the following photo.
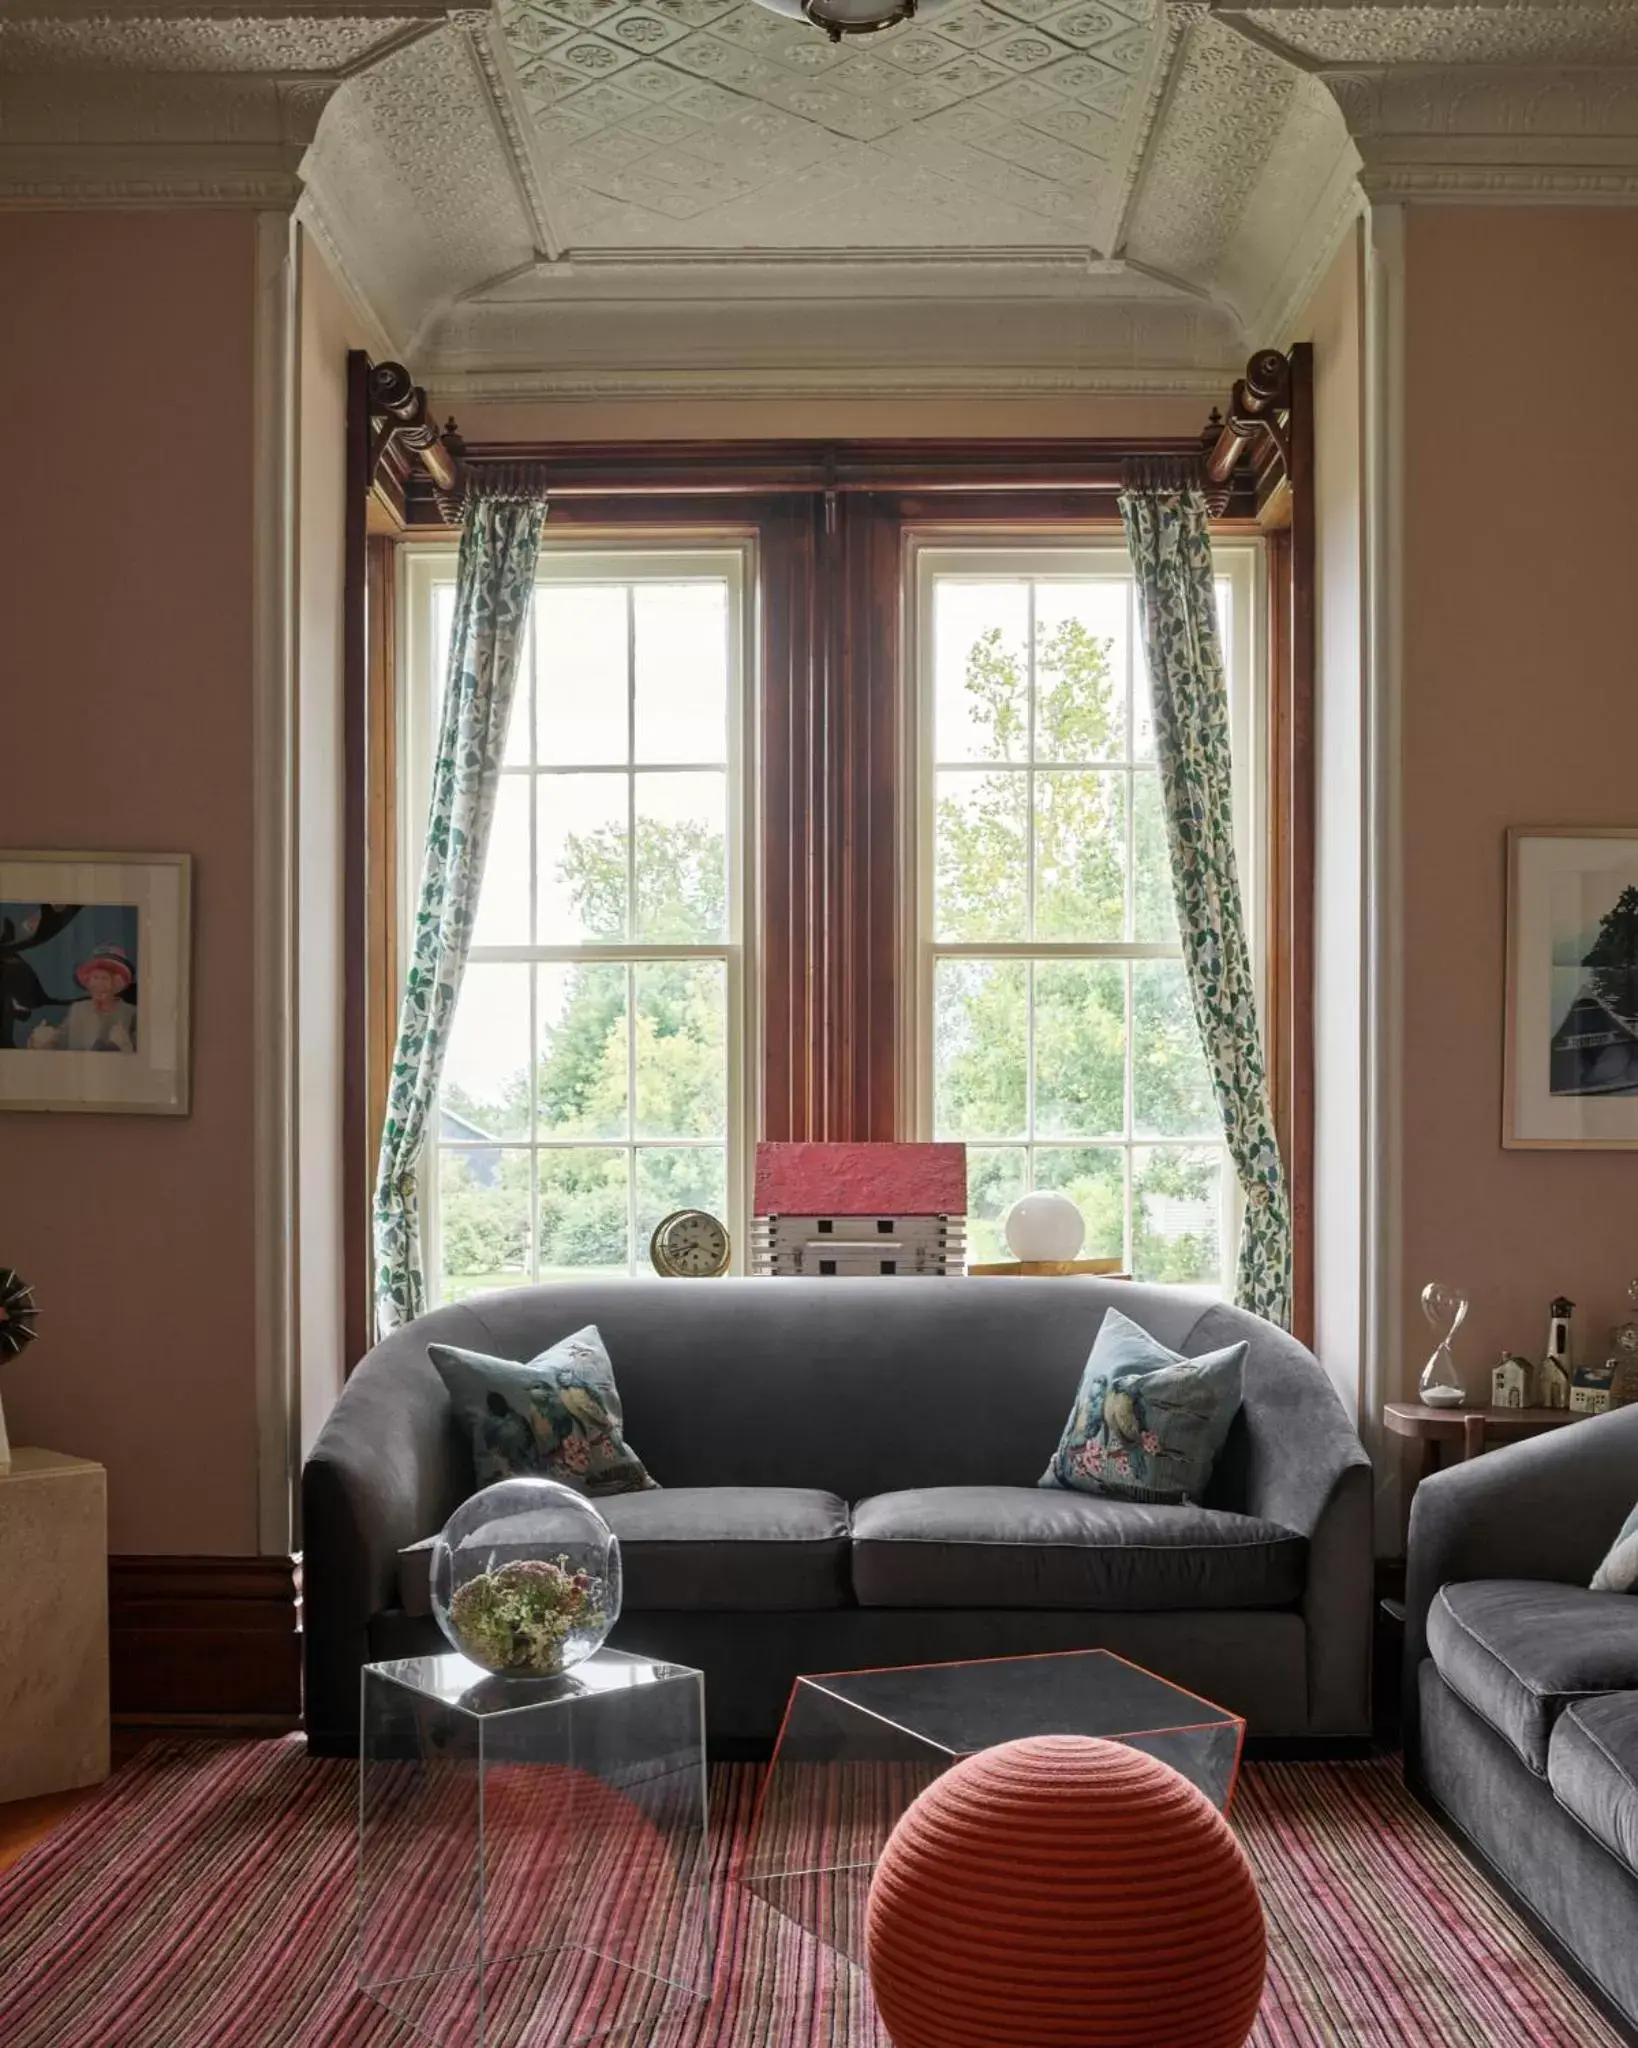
[755,0,956,42]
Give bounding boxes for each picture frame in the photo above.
[1504,827,1638,1149]
[0,851,191,1115]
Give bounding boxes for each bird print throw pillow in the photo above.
[429,1325,658,1496]
[1040,1308,1246,1506]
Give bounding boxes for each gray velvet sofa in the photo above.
[1404,1404,1638,2034]
[303,1277,1373,1756]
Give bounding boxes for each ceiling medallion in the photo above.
[754,0,957,41]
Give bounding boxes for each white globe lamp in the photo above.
[1003,1191,1086,1265]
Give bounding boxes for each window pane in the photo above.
[635,1148,728,1262]
[537,962,627,1141]
[634,960,726,1140]
[432,581,457,714]
[934,958,1026,1140]
[538,1147,629,1278]
[1034,582,1127,763]
[935,770,1027,942]
[1132,960,1218,1140]
[635,582,728,765]
[933,581,1028,764]
[1033,959,1125,1139]
[537,772,628,943]
[472,775,531,947]
[1031,1146,1126,1264]
[965,1146,1026,1266]
[1132,1145,1224,1287]
[439,1147,531,1302]
[1131,770,1177,944]
[535,584,629,766]
[634,772,727,943]
[1033,770,1126,941]
[443,963,531,1141]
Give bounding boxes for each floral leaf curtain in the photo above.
[373,487,547,1337]
[1119,471,1293,1329]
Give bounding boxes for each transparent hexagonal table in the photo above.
[358,1650,710,2047]
[743,1649,1244,1961]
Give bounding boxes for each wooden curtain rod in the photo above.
[365,352,1294,525]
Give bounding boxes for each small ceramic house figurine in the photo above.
[1491,1353,1534,1410]
[1538,1296,1574,1411]
[1609,1280,1638,1407]
[751,1142,968,1276]
[1571,1356,1619,1416]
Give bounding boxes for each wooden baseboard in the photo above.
[109,1555,301,1720]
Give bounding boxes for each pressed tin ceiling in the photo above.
[5,2,1638,394]
[496,0,1159,250]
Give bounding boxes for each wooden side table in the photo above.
[0,1449,109,1803]
[1382,1401,1583,1487]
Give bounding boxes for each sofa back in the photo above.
[351,1277,1333,1512]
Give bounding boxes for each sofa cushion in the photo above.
[1592,1499,1638,1592]
[597,1487,851,1611]
[1548,1692,1638,1877]
[1427,1580,1638,1775]
[849,1486,1306,1611]
[429,1326,656,1495]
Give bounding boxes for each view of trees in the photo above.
[930,601,1225,1283]
[434,578,1227,1299]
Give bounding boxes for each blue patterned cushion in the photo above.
[1039,1307,1246,1506]
[429,1325,658,1496]
[1593,1502,1638,1593]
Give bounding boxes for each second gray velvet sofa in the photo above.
[303,1277,1373,1756]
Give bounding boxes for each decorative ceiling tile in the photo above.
[644,0,742,23]
[1098,25,1153,68]
[618,102,709,143]
[545,34,642,81]
[930,52,1013,97]
[536,0,628,31]
[874,29,967,74]
[598,9,695,55]
[1038,4,1124,54]
[664,78,747,120]
[1034,51,1128,109]
[1020,95,1119,151]
[979,73,1068,119]
[553,78,652,121]
[938,7,1026,52]
[973,121,1102,181]
[616,58,700,96]
[984,30,1064,73]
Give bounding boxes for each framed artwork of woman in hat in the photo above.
[0,852,189,1113]
[29,942,139,1053]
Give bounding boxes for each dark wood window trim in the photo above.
[343,385,1313,1351]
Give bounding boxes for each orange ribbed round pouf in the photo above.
[865,1735,1266,2048]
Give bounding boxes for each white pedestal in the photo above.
[0,1449,110,1802]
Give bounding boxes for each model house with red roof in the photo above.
[752,1142,968,1277]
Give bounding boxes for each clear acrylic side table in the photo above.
[358,1649,710,2047]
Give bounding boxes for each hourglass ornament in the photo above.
[1419,1282,1470,1408]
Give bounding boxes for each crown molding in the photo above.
[0,73,331,205]
[1320,63,1638,203]
[425,361,1240,399]
[295,187,406,359]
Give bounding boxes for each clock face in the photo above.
[652,1209,730,1279]
[1618,1325,1638,1354]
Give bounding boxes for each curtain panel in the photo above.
[1119,476,1293,1329]
[372,489,547,1337]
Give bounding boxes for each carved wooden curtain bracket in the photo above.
[1199,348,1294,516]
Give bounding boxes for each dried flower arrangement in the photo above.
[446,1554,607,1677]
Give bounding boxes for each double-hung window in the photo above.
[404,544,752,1302]
[909,543,1262,1288]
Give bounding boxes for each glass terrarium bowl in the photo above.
[431,1478,621,1680]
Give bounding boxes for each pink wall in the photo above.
[0,212,261,1554]
[1399,208,1638,1397]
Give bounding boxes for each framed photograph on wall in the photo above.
[1505,827,1638,1149]
[0,851,191,1115]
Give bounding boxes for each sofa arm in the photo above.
[1188,1302,1375,1736]
[1403,1403,1638,1764]
[301,1311,481,1752]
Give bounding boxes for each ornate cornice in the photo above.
[1321,62,1638,202]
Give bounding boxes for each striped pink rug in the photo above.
[0,1739,1618,2047]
